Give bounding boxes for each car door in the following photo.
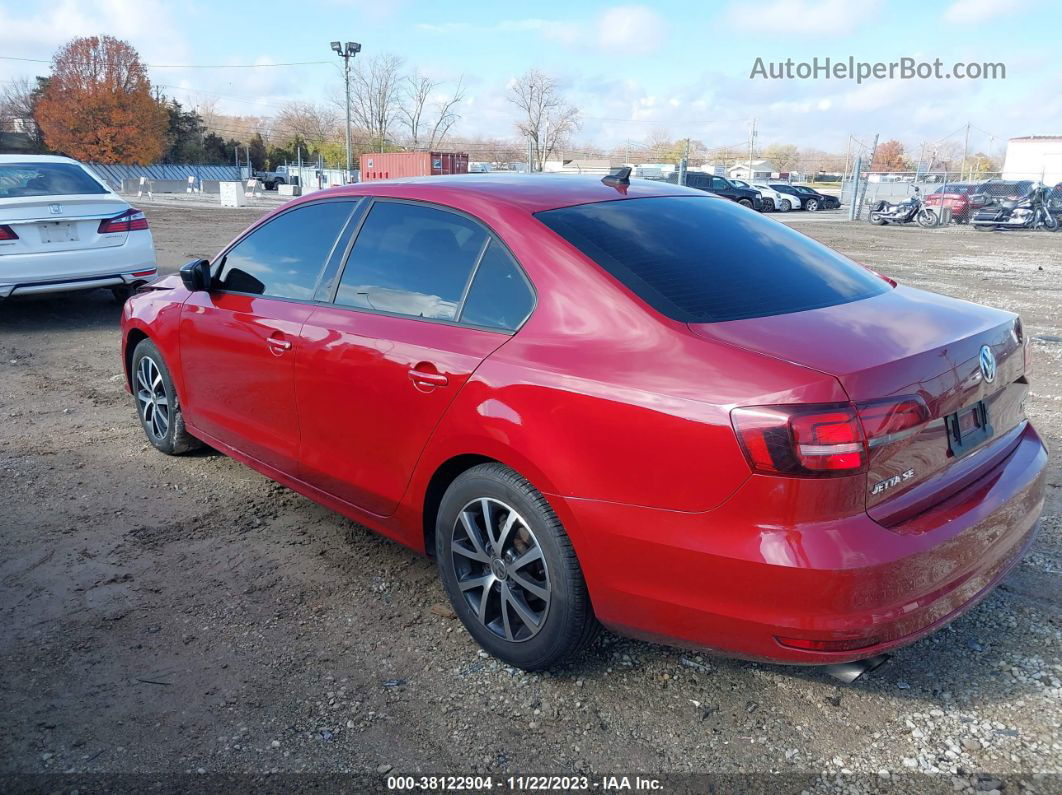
[709,176,734,200]
[179,199,359,473]
[295,199,536,516]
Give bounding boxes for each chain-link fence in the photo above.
[841,170,1062,227]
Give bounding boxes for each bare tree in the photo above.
[1,77,46,150]
[400,72,465,150]
[348,53,403,148]
[275,101,341,146]
[507,69,580,170]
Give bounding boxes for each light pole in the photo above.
[330,40,361,181]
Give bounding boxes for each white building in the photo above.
[1002,136,1062,184]
[728,159,776,180]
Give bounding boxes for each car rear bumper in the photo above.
[0,268,157,298]
[0,231,156,298]
[555,421,1046,664]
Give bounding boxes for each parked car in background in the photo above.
[669,171,763,210]
[768,183,836,211]
[751,182,795,212]
[0,155,157,302]
[923,182,979,223]
[788,184,841,211]
[121,173,1044,672]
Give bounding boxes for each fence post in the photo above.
[848,156,862,221]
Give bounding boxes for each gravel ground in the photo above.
[0,198,1059,793]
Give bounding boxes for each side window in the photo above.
[335,201,487,321]
[215,201,353,299]
[710,177,729,191]
[460,241,534,331]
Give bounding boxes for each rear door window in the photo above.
[334,201,487,321]
[536,196,888,323]
[214,201,355,299]
[459,241,534,331]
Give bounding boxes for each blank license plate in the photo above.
[946,400,991,455]
[39,222,78,244]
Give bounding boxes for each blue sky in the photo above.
[2,0,1060,157]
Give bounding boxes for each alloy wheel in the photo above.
[136,356,170,441]
[450,497,551,642]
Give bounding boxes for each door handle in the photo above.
[408,369,448,387]
[266,336,292,353]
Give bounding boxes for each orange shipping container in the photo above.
[359,151,469,181]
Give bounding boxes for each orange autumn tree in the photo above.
[36,35,167,165]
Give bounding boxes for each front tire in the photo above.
[778,199,791,212]
[738,198,753,209]
[436,463,599,670]
[131,339,202,455]
[917,209,938,228]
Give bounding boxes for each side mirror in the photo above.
[179,258,212,292]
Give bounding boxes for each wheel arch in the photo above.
[123,327,150,390]
[421,453,498,558]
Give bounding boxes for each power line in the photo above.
[0,55,332,69]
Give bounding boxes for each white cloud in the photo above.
[725,0,875,35]
[418,7,666,55]
[943,0,1022,24]
[596,5,667,55]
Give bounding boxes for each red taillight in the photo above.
[0,224,18,241]
[731,396,929,478]
[98,209,149,234]
[858,397,929,462]
[731,404,865,477]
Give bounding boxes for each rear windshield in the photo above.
[0,163,108,198]
[535,196,888,323]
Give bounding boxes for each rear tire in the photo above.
[436,463,599,670]
[111,286,133,304]
[805,198,820,212]
[131,339,202,455]
[869,212,887,225]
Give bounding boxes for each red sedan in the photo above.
[121,174,1046,671]
[923,182,978,222]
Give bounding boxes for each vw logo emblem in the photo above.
[979,345,997,383]
[49,203,62,215]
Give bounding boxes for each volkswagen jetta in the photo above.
[120,173,1046,670]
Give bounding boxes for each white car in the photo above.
[0,154,157,301]
[750,182,796,212]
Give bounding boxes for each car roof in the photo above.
[0,154,84,165]
[302,174,702,213]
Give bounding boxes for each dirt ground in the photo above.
[1,199,1060,793]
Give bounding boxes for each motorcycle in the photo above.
[971,184,1060,231]
[868,187,938,227]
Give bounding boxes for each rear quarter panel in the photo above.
[407,206,850,518]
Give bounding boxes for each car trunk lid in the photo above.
[689,286,1027,525]
[0,195,132,254]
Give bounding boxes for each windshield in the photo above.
[536,196,888,323]
[0,162,108,198]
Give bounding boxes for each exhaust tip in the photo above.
[823,653,890,684]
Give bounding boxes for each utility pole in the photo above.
[625,138,631,166]
[678,137,690,186]
[960,122,971,182]
[747,118,757,180]
[331,41,362,181]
